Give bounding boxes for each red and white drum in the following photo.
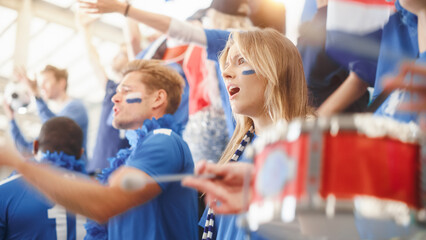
[246,114,424,239]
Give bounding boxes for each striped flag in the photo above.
[327,0,395,35]
[325,0,395,86]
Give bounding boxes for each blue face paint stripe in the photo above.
[125,92,142,104]
[126,98,142,103]
[242,70,255,75]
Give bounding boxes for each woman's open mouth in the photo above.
[228,86,240,99]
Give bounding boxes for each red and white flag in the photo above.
[326,0,395,34]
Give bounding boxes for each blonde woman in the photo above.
[185,29,312,239]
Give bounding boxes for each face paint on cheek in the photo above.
[242,69,256,75]
[125,92,143,104]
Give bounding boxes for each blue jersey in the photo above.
[107,122,198,239]
[373,2,419,123]
[0,175,86,240]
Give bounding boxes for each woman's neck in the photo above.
[251,113,273,136]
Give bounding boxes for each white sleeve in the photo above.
[167,18,207,47]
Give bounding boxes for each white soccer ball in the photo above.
[4,82,31,111]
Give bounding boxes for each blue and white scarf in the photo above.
[202,126,255,240]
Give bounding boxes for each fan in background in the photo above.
[4,81,31,114]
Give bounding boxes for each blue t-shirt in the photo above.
[107,128,198,239]
[0,175,86,240]
[0,150,87,240]
[373,4,419,123]
[204,29,236,137]
[87,80,130,172]
[10,98,89,161]
[298,6,369,110]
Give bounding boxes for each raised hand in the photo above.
[383,62,426,112]
[182,160,255,214]
[78,0,127,15]
[14,66,39,97]
[75,8,99,29]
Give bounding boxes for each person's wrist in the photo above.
[7,114,14,121]
[123,3,131,17]
[116,1,128,16]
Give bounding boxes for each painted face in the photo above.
[222,44,267,118]
[111,71,156,130]
[39,71,65,100]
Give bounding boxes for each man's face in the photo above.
[39,71,65,100]
[111,71,157,130]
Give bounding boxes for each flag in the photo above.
[325,0,395,86]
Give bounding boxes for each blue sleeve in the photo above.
[204,29,231,62]
[36,99,89,129]
[35,98,56,122]
[9,120,33,154]
[325,28,382,87]
[58,100,88,127]
[348,60,377,87]
[204,29,236,136]
[59,101,89,157]
[125,133,187,190]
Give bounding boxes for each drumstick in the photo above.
[120,172,217,191]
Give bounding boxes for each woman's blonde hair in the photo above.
[218,28,313,164]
